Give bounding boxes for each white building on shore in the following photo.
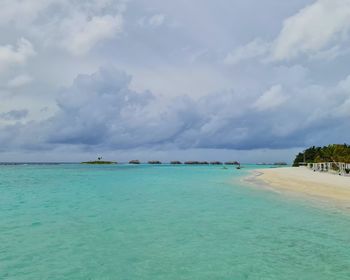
[307,162,350,175]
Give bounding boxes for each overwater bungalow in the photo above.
[184,161,200,165]
[129,160,140,164]
[224,161,240,165]
[210,161,223,165]
[170,161,182,164]
[148,161,162,164]
[184,161,209,165]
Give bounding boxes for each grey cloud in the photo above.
[0,1,125,56]
[1,66,349,154]
[45,67,196,149]
[0,109,28,120]
[1,0,350,162]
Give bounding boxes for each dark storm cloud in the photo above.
[1,66,349,153]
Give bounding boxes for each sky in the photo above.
[0,0,350,163]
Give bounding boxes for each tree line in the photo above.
[293,144,350,167]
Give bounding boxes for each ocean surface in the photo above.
[1,164,350,280]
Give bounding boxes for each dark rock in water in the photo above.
[210,161,223,165]
[129,160,140,164]
[148,161,162,164]
[170,161,182,164]
[225,161,240,165]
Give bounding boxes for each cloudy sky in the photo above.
[1,0,350,162]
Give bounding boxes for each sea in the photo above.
[1,164,350,279]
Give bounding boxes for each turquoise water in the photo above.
[1,164,350,280]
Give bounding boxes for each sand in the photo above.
[252,167,350,205]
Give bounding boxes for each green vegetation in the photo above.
[81,161,116,164]
[293,144,350,167]
[81,156,116,164]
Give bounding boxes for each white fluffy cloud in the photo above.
[138,14,166,28]
[224,39,270,64]
[148,14,165,27]
[226,0,350,62]
[0,38,35,72]
[272,0,350,61]
[61,14,123,55]
[0,0,125,56]
[0,0,51,26]
[7,74,33,88]
[253,85,288,111]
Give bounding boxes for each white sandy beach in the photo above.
[253,167,350,204]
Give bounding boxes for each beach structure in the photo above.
[307,162,350,175]
[225,161,240,165]
[148,161,162,164]
[184,161,209,165]
[274,162,287,166]
[210,161,223,165]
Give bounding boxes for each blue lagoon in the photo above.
[1,164,350,279]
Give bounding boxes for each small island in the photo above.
[81,157,116,164]
[81,161,116,164]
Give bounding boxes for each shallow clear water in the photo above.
[1,164,350,279]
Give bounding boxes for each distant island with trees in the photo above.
[81,161,116,164]
[81,157,116,164]
[293,144,350,167]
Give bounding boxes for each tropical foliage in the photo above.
[293,144,350,166]
[81,161,116,164]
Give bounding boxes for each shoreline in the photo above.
[246,167,350,209]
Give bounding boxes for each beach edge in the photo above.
[244,167,350,209]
